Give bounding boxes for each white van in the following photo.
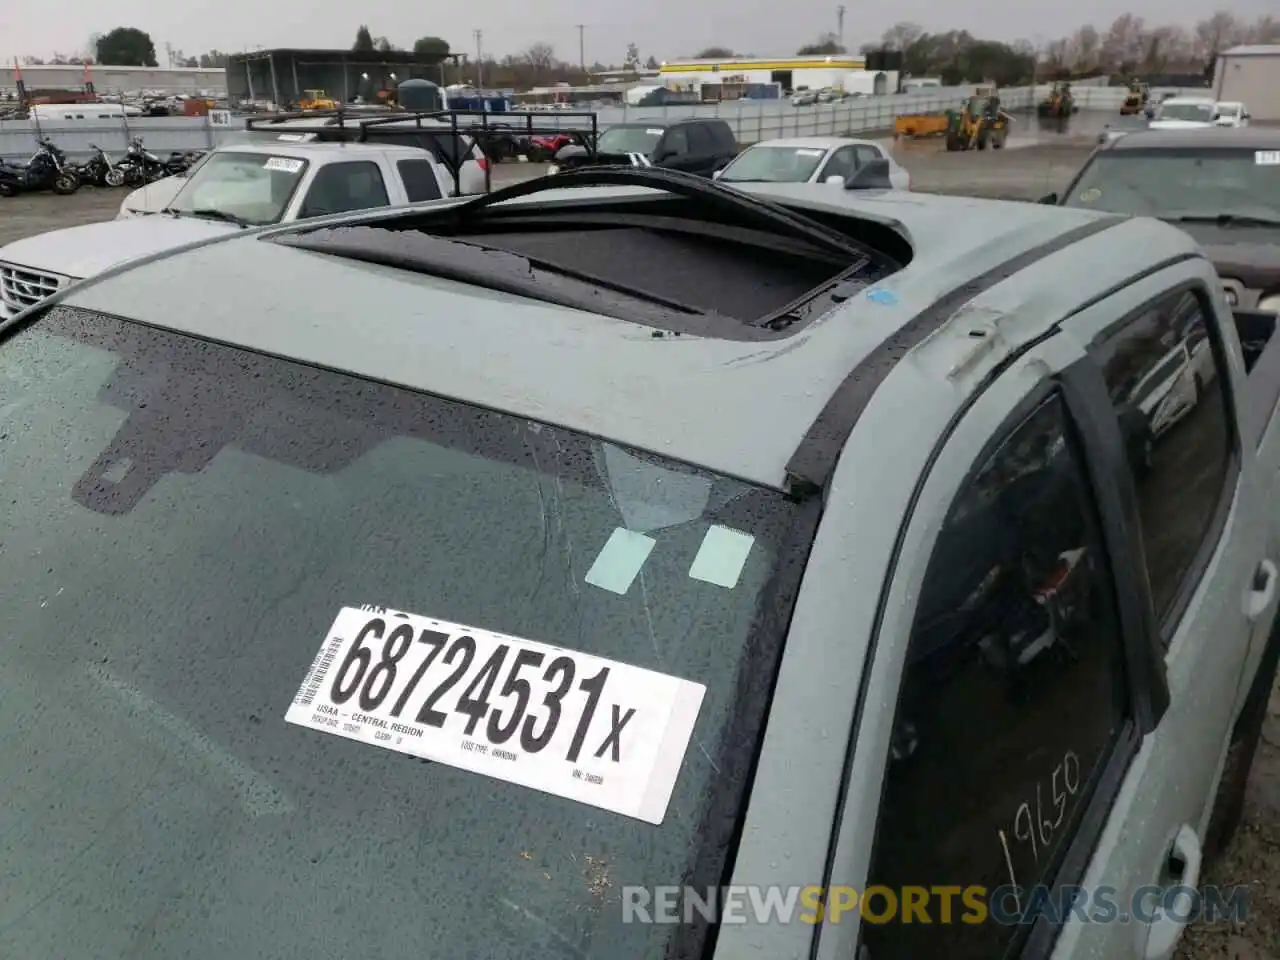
[28,102,143,122]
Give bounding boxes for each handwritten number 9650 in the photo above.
[328,617,608,759]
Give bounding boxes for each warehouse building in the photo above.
[1213,45,1280,121]
[657,56,897,97]
[227,48,460,108]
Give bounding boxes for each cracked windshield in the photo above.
[2,3,1280,959]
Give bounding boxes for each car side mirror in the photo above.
[1038,192,1059,205]
[1243,112,1251,120]
[824,174,846,186]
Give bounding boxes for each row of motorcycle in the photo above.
[0,137,206,198]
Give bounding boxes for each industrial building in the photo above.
[0,63,226,96]
[227,48,459,109]
[1213,45,1280,121]
[657,56,897,97]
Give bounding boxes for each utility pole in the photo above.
[473,29,483,88]
[577,24,585,72]
[165,42,174,68]
[836,5,846,49]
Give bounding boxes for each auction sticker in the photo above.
[286,606,707,824]
[264,156,304,173]
[1257,151,1280,166]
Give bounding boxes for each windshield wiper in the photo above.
[187,208,252,227]
[1166,213,1280,227]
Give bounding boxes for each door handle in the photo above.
[1142,825,1202,960]
[1246,558,1277,622]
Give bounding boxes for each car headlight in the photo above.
[1259,294,1280,314]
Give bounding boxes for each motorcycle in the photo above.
[77,143,127,187]
[118,137,172,185]
[0,139,80,197]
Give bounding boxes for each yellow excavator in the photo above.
[945,91,1011,151]
[1037,81,1077,119]
[298,89,339,111]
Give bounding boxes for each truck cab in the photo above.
[0,141,454,318]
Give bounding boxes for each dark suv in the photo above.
[552,119,739,178]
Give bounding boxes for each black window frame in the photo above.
[298,160,392,219]
[395,158,444,203]
[856,363,1166,960]
[1086,280,1242,645]
[817,146,857,181]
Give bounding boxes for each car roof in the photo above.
[744,137,877,150]
[1161,95,1216,104]
[55,184,1201,491]
[214,141,427,160]
[1103,126,1280,150]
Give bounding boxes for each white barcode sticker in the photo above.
[1256,151,1280,166]
[286,606,706,823]
[264,156,304,173]
[796,148,826,157]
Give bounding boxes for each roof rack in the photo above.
[244,107,600,194]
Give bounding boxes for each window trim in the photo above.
[1087,280,1242,646]
[855,374,1150,960]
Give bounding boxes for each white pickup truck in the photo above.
[0,140,455,318]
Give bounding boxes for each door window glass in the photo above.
[298,161,391,218]
[862,393,1130,960]
[1094,288,1233,627]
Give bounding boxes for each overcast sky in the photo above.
[4,0,1274,64]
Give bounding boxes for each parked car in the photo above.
[0,142,455,317]
[1214,99,1252,127]
[1148,96,1219,129]
[3,167,1279,960]
[1045,128,1280,313]
[548,118,738,177]
[712,137,910,189]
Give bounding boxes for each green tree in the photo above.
[412,36,450,59]
[797,33,845,55]
[95,27,158,67]
[353,25,375,52]
[694,46,735,58]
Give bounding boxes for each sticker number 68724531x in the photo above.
[285,606,707,824]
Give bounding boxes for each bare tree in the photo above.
[1194,11,1242,60]
[880,21,924,51]
[522,41,556,81]
[1101,13,1147,72]
[1069,25,1101,73]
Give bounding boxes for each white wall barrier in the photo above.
[0,84,1211,162]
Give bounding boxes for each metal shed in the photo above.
[1213,45,1280,122]
[227,49,462,109]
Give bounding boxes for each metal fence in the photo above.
[0,84,1211,162]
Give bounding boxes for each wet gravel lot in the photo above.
[1,117,1277,958]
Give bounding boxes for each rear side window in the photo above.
[298,161,391,218]
[708,122,736,151]
[396,159,443,202]
[863,393,1130,959]
[685,124,713,153]
[1093,288,1233,629]
[853,145,882,167]
[661,126,690,155]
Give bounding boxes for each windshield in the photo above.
[1062,149,1280,219]
[0,304,804,960]
[1155,102,1215,122]
[597,126,663,155]
[719,145,827,182]
[167,151,309,225]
